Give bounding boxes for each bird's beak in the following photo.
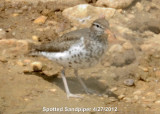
[105,28,117,43]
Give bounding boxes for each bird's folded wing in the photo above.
[32,28,90,52]
[33,34,81,52]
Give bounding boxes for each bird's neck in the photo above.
[89,30,100,38]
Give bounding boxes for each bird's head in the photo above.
[90,18,116,42]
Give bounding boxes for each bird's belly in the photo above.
[40,45,105,69]
[39,36,107,69]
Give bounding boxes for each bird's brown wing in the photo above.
[34,28,90,52]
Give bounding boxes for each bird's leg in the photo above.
[74,70,95,94]
[61,68,82,98]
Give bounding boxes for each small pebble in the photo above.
[49,89,57,93]
[15,10,23,14]
[99,97,104,100]
[146,92,156,96]
[140,74,148,81]
[118,94,125,100]
[12,32,16,36]
[21,5,28,11]
[23,59,31,64]
[141,97,146,100]
[12,13,19,17]
[133,90,142,95]
[32,35,39,42]
[123,79,134,86]
[24,98,29,101]
[139,66,149,72]
[31,61,43,72]
[102,94,109,98]
[136,2,144,11]
[23,68,32,73]
[0,57,7,63]
[109,97,117,102]
[42,70,58,77]
[155,100,160,104]
[124,97,132,102]
[110,87,118,92]
[34,16,47,24]
[133,95,139,100]
[17,60,24,66]
[142,104,151,108]
[122,42,133,50]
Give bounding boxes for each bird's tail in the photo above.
[29,51,41,56]
[27,42,42,56]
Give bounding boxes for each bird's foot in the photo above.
[85,88,96,95]
[67,93,83,98]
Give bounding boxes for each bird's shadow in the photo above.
[25,72,118,99]
[25,71,58,82]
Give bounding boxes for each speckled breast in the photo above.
[40,37,107,69]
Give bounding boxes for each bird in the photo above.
[30,18,116,98]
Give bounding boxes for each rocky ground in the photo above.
[0,0,160,113]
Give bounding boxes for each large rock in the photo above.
[106,43,136,67]
[62,4,116,27]
[9,0,87,13]
[96,0,135,9]
[128,12,160,34]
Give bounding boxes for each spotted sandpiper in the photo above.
[31,18,116,98]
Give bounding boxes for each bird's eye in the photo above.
[93,23,103,28]
[96,24,100,28]
[93,23,101,28]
